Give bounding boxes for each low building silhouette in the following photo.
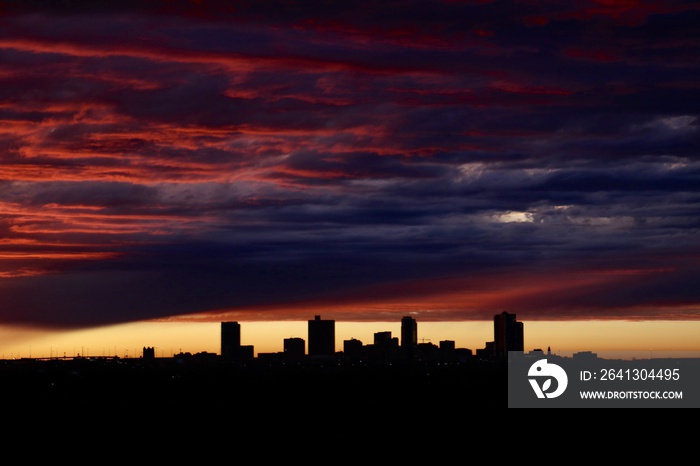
[343,338,364,361]
[284,337,305,360]
[143,347,155,360]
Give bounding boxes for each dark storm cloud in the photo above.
[0,238,491,327]
[0,0,699,327]
[27,182,159,208]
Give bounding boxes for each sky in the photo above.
[0,0,699,358]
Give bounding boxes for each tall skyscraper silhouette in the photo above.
[401,316,418,358]
[494,311,524,357]
[308,315,335,357]
[221,321,241,359]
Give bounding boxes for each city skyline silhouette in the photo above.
[0,312,515,411]
[3,312,525,362]
[3,311,696,410]
[1,2,698,412]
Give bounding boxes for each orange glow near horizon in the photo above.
[2,319,700,361]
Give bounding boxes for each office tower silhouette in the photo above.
[221,321,242,359]
[494,311,524,357]
[308,315,335,357]
[401,316,418,358]
[374,331,395,347]
[373,330,399,362]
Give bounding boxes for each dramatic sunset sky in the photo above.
[0,0,699,358]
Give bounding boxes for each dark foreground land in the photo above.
[0,356,507,415]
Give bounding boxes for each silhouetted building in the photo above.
[417,341,440,361]
[440,340,456,352]
[174,351,219,364]
[494,311,524,357]
[308,315,335,357]
[374,331,395,347]
[477,341,496,359]
[454,348,473,361]
[284,338,305,360]
[401,316,418,358]
[573,351,598,360]
[221,321,242,359]
[343,338,364,361]
[240,345,255,360]
[372,331,399,362]
[143,346,155,360]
